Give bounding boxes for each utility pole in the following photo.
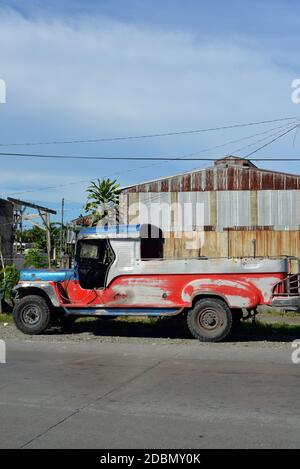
[45,212,51,269]
[60,198,64,264]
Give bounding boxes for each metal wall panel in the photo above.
[163,229,300,259]
[177,192,210,229]
[139,192,172,230]
[216,191,251,228]
[258,190,300,227]
[139,192,210,231]
[125,189,300,232]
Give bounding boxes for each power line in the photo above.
[170,121,297,159]
[245,124,300,157]
[227,122,299,156]
[0,116,299,147]
[3,121,300,198]
[1,121,298,162]
[2,153,300,161]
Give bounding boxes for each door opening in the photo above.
[76,239,115,289]
[140,224,164,260]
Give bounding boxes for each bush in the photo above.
[0,264,19,299]
[24,248,48,268]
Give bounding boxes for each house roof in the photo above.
[120,156,300,192]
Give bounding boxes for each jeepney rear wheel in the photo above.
[187,298,233,342]
[13,295,51,335]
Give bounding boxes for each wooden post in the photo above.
[252,238,257,258]
[227,228,230,258]
[39,210,51,269]
[45,213,51,269]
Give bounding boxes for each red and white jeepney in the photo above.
[12,224,300,342]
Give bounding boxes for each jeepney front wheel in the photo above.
[187,298,233,342]
[13,295,51,335]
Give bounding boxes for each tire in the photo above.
[13,295,51,335]
[187,298,233,342]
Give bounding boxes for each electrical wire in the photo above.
[245,123,300,157]
[3,120,300,200]
[3,154,300,161]
[228,122,299,156]
[0,116,298,147]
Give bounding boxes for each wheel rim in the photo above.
[198,308,223,331]
[21,305,41,326]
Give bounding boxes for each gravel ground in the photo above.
[1,314,299,348]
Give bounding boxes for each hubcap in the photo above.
[21,305,41,326]
[198,309,220,330]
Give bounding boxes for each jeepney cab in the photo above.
[75,224,164,290]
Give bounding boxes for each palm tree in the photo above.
[85,178,120,226]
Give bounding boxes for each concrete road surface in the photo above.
[0,337,299,449]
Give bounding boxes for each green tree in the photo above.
[24,248,48,268]
[85,178,120,226]
[18,223,61,252]
[18,225,46,249]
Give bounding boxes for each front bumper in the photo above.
[272,296,300,310]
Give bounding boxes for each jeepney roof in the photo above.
[78,224,141,240]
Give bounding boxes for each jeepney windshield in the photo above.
[79,243,98,259]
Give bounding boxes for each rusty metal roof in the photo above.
[121,156,300,193]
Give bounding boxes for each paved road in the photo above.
[0,338,299,449]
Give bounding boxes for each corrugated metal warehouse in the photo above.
[120,156,300,258]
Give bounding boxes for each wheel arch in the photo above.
[182,279,260,310]
[14,285,59,308]
[191,292,229,308]
[177,294,230,318]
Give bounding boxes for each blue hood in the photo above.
[20,269,75,282]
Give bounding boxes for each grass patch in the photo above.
[243,319,300,336]
[258,307,299,318]
[116,316,162,325]
[0,313,13,324]
[76,317,99,323]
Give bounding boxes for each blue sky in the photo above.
[1,0,300,221]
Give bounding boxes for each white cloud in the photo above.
[0,10,295,129]
[0,8,299,209]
